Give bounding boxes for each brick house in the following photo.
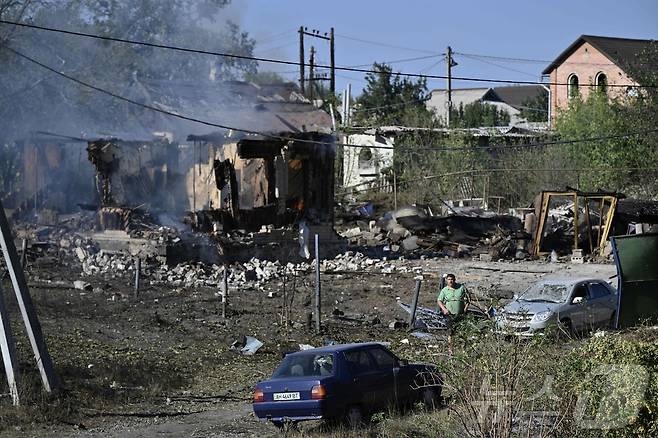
[542,35,656,122]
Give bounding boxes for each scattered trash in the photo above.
[230,336,263,355]
[550,250,559,263]
[411,331,438,341]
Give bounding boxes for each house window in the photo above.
[595,72,607,94]
[568,74,579,99]
[358,147,373,169]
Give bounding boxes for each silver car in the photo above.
[497,278,618,337]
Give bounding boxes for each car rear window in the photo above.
[272,353,334,378]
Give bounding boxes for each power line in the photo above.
[1,44,331,148]
[3,44,657,155]
[278,54,443,75]
[340,54,444,69]
[352,97,431,113]
[1,20,653,89]
[454,51,620,67]
[334,33,437,54]
[458,53,539,79]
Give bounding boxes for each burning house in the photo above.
[84,81,341,261]
[185,130,335,232]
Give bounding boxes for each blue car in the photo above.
[252,342,442,428]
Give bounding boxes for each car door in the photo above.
[586,281,616,327]
[567,283,589,331]
[367,346,403,407]
[343,349,381,410]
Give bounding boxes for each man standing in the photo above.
[437,273,470,354]
[437,273,470,317]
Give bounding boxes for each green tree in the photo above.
[352,62,435,126]
[450,101,511,128]
[519,89,549,123]
[555,90,658,196]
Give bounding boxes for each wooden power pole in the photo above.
[298,26,305,95]
[0,198,58,396]
[309,46,316,100]
[330,27,335,93]
[446,46,453,128]
[299,26,333,97]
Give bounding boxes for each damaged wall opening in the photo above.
[86,132,336,234]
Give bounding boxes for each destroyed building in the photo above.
[85,81,335,232]
[79,81,343,262]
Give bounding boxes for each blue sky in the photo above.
[236,0,658,94]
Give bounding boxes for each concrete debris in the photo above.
[75,247,87,262]
[73,280,92,291]
[411,331,438,341]
[388,319,407,329]
[401,236,419,251]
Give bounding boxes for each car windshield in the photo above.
[272,353,334,378]
[519,282,570,303]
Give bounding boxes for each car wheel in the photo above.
[271,420,284,430]
[421,386,442,409]
[344,405,365,428]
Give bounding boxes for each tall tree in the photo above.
[555,89,658,196]
[0,0,257,142]
[353,62,434,126]
[519,89,549,123]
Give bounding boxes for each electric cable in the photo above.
[3,44,657,155]
[1,20,654,89]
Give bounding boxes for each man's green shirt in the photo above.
[437,284,469,316]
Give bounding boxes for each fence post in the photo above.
[408,278,422,327]
[314,234,321,333]
[134,257,141,297]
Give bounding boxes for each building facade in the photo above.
[542,35,656,121]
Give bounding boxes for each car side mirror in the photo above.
[572,296,584,305]
[398,359,409,367]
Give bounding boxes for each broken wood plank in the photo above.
[0,199,59,393]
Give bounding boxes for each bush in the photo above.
[558,329,658,437]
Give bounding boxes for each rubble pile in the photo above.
[145,252,408,289]
[67,248,411,290]
[336,205,527,260]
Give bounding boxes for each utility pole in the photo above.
[298,26,305,95]
[299,26,333,97]
[330,27,335,93]
[446,46,453,128]
[309,46,316,101]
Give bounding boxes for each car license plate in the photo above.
[273,392,300,401]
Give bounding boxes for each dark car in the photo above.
[252,342,441,428]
